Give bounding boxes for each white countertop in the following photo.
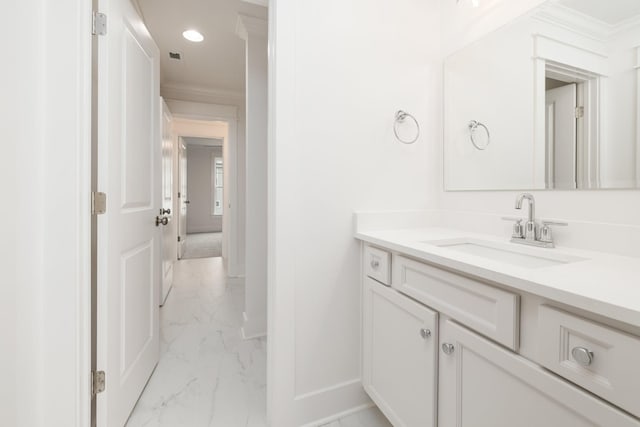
[356,227,640,328]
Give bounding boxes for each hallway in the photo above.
[182,232,223,259]
[126,258,266,427]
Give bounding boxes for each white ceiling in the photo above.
[559,0,640,25]
[136,0,267,95]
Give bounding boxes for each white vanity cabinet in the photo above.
[362,277,438,427]
[360,244,640,427]
[438,318,639,427]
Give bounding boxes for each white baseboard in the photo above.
[301,402,375,427]
[294,379,371,426]
[241,311,267,339]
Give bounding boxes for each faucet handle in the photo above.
[539,220,568,244]
[502,217,524,239]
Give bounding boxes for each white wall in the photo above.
[238,14,269,339]
[268,0,442,425]
[186,145,223,233]
[1,0,92,426]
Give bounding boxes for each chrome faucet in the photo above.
[515,193,536,240]
[503,193,568,248]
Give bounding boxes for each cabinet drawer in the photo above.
[364,245,390,286]
[393,255,519,350]
[538,305,640,418]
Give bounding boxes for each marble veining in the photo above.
[125,256,386,427]
[126,257,267,427]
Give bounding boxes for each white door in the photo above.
[362,277,438,427]
[438,319,639,427]
[177,140,188,258]
[96,0,161,425]
[546,83,577,189]
[160,99,174,305]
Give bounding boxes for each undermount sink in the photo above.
[421,238,587,269]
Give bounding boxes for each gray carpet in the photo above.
[182,232,222,259]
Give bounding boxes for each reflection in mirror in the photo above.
[444,0,640,191]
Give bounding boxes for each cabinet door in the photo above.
[363,277,438,427]
[438,319,640,427]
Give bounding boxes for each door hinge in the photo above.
[92,192,107,215]
[92,371,106,396]
[92,12,107,36]
[177,236,181,242]
[178,192,181,198]
[575,106,584,119]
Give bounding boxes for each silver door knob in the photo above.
[370,259,380,269]
[442,343,455,355]
[184,200,190,204]
[155,216,169,227]
[571,347,594,367]
[161,208,171,215]
[420,328,431,339]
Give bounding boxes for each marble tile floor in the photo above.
[126,257,267,427]
[125,256,391,427]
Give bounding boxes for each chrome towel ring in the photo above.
[468,120,490,150]
[394,110,420,144]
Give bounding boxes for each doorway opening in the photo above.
[180,137,225,260]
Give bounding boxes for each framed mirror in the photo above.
[444,0,640,191]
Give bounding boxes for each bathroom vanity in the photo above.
[356,226,640,427]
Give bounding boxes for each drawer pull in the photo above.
[571,347,594,367]
[420,328,431,339]
[442,343,455,355]
[370,259,380,269]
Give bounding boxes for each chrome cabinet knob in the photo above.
[442,343,455,355]
[571,347,594,367]
[370,259,380,269]
[420,328,431,339]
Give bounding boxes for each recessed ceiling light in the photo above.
[182,29,204,43]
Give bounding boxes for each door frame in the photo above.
[167,100,241,277]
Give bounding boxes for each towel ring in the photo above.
[468,120,490,150]
[394,110,420,144]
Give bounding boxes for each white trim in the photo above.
[533,34,608,76]
[300,403,376,427]
[161,82,244,104]
[237,14,268,40]
[535,3,640,41]
[241,0,269,7]
[292,379,370,426]
[165,100,242,277]
[166,99,238,121]
[534,3,610,42]
[241,312,267,340]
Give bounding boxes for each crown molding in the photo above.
[534,3,640,42]
[534,3,609,41]
[160,82,244,105]
[236,14,268,40]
